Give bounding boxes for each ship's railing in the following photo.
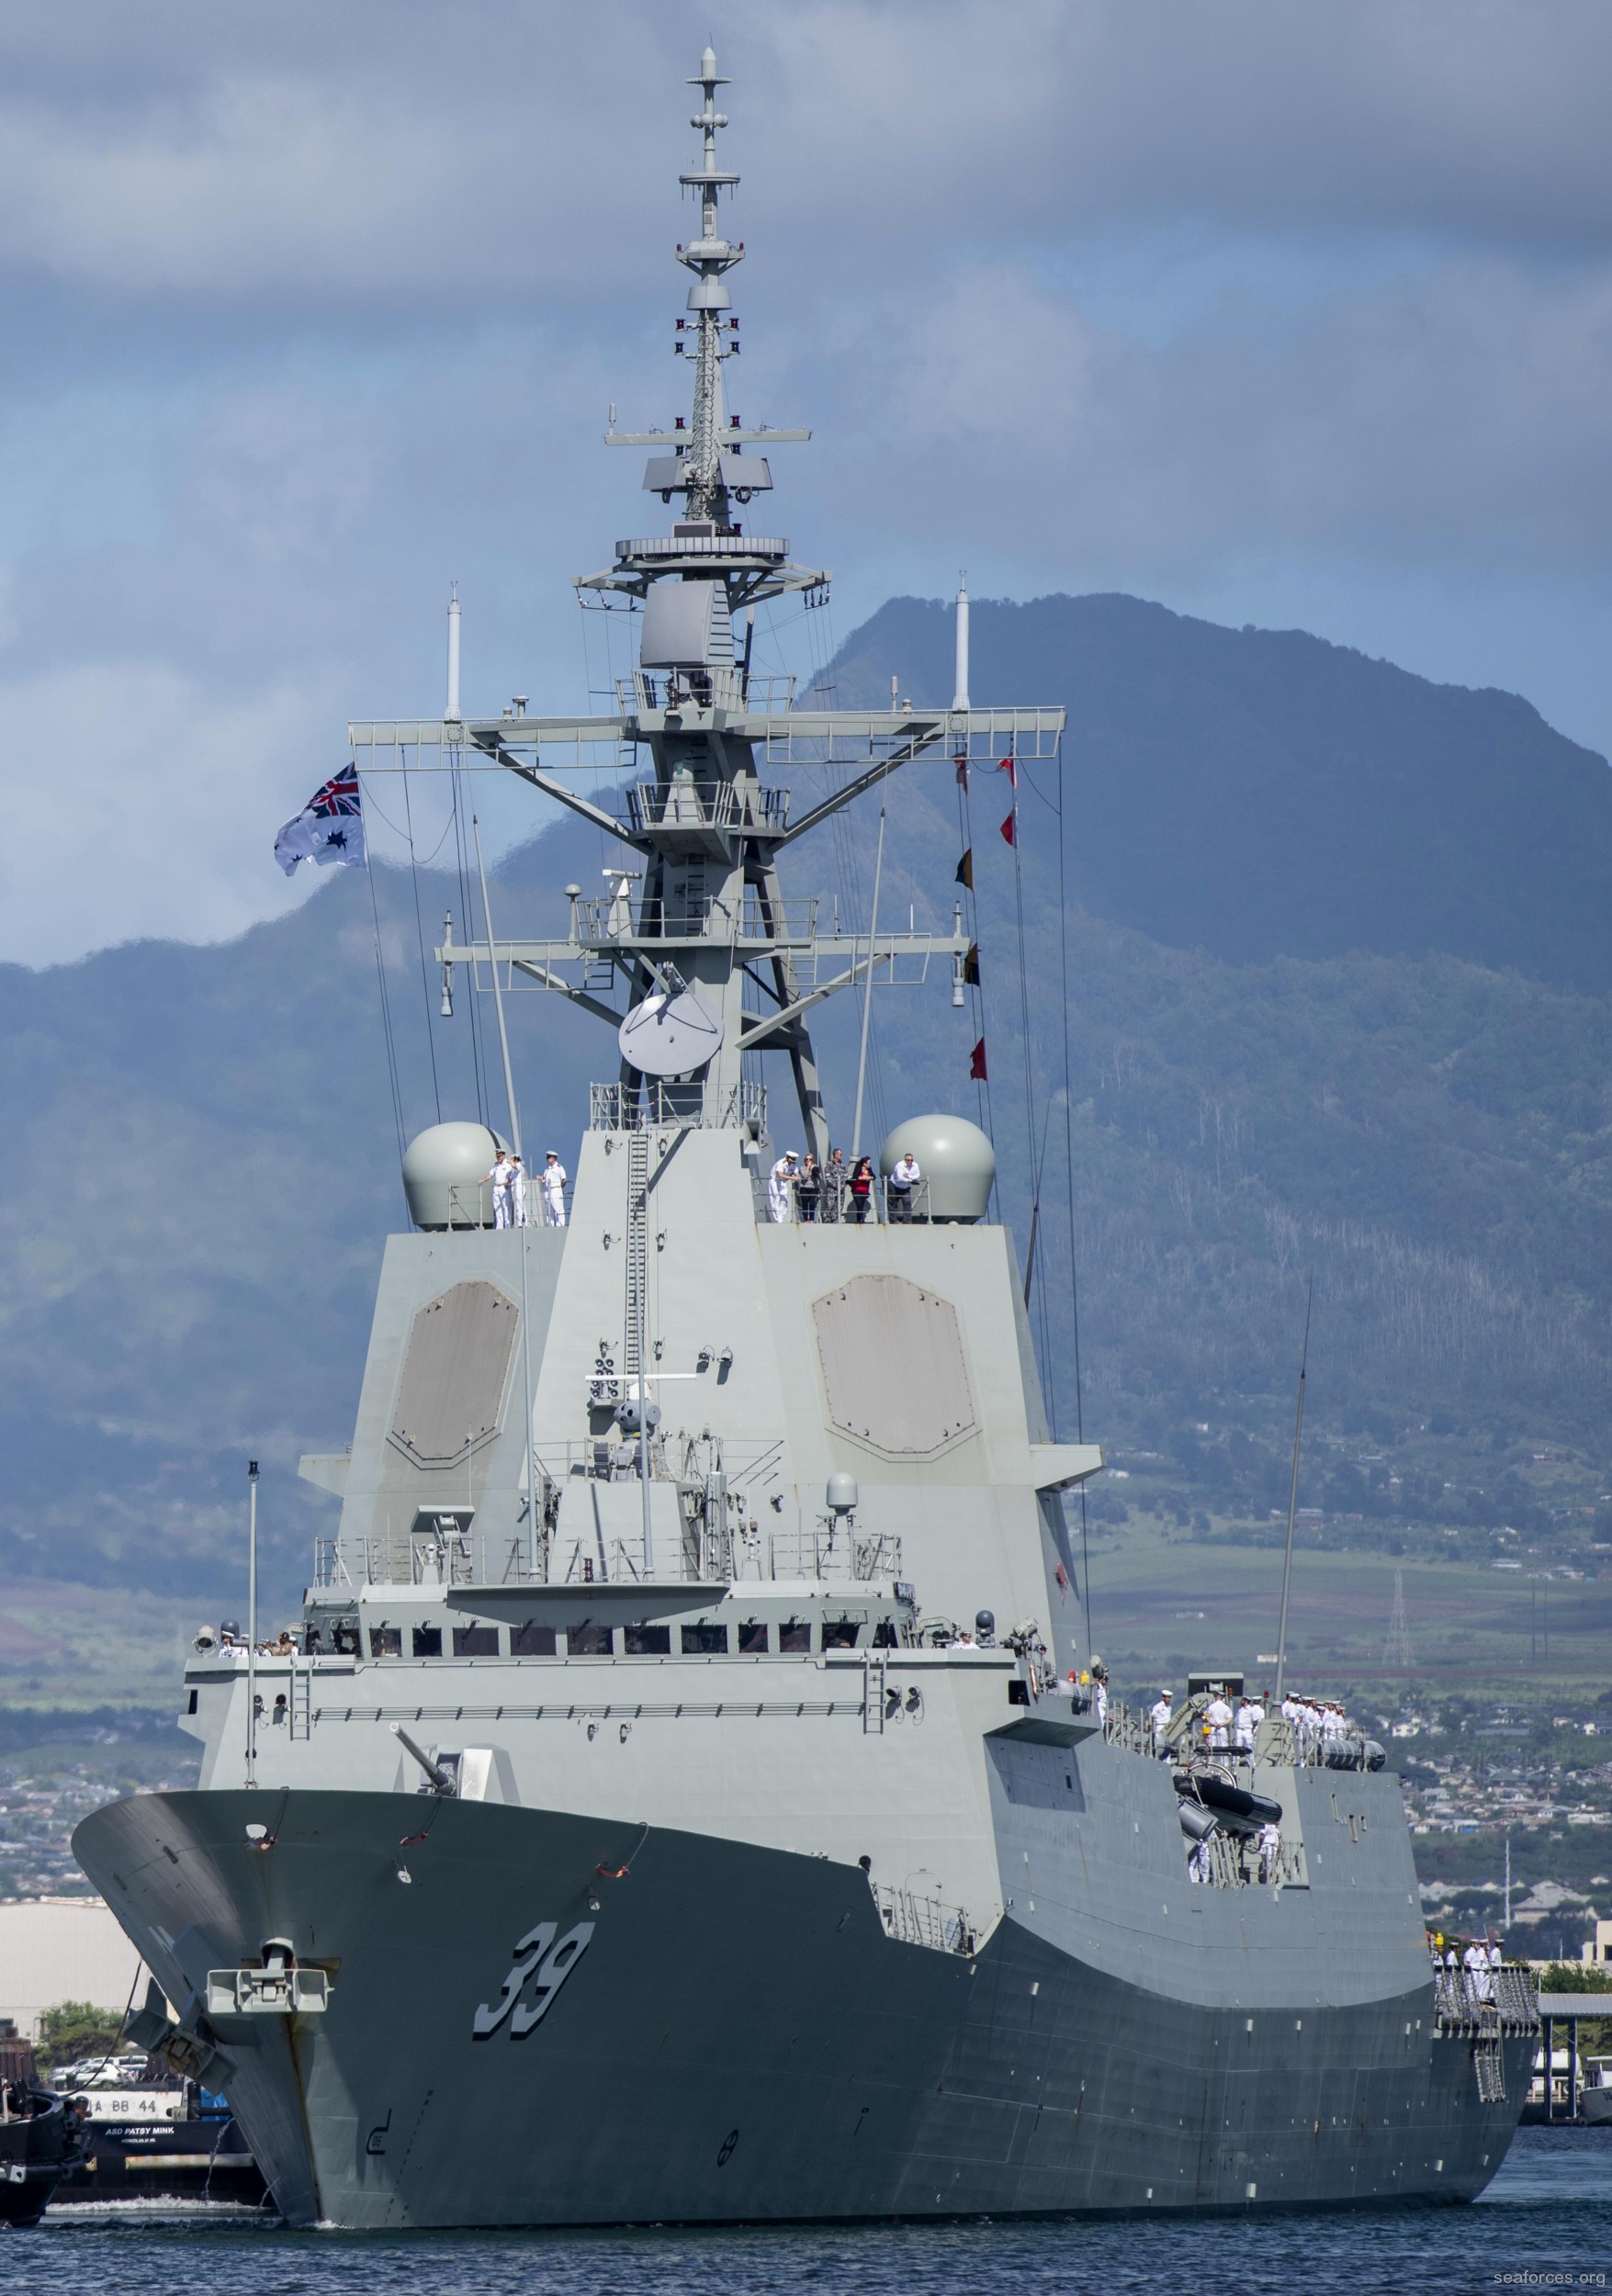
[871,1880,980,1957]
[620,778,791,838]
[313,1538,352,1589]
[589,1080,767,1133]
[1187,1829,1307,1891]
[763,1524,904,1582]
[614,534,790,566]
[759,703,1065,771]
[765,1176,933,1225]
[315,1528,529,1591]
[578,890,817,946]
[1102,1699,1158,1758]
[1434,1965,1539,2034]
[617,671,797,719]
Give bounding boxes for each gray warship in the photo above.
[75,48,1537,2228]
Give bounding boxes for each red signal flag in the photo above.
[954,752,969,786]
[999,811,1016,846]
[954,848,973,889]
[969,1036,988,1081]
[998,755,1018,788]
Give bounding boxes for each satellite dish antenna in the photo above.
[618,988,722,1078]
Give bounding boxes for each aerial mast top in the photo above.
[679,46,742,526]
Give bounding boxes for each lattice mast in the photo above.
[681,51,739,526]
[350,51,1063,1156]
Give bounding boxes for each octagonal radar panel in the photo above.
[618,988,723,1078]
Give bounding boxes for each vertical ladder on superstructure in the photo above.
[625,1130,649,1400]
[288,1659,312,1741]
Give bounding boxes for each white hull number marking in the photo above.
[472,1920,595,2041]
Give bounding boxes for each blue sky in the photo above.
[1,0,1609,962]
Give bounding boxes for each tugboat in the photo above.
[0,2021,80,2227]
[51,2036,263,2209]
[75,46,1538,2228]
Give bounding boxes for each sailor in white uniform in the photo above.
[1149,1693,1173,1758]
[1204,1693,1234,1753]
[540,1151,568,1227]
[768,1151,798,1222]
[483,1149,513,1230]
[509,1155,528,1226]
[1234,1693,1264,1757]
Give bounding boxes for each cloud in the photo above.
[0,658,328,964]
[807,253,1612,581]
[0,1,1608,968]
[0,2,1603,307]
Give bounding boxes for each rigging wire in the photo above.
[447,743,490,1129]
[400,751,444,1126]
[441,744,487,1130]
[1054,732,1094,1655]
[360,779,408,1170]
[955,756,995,1153]
[361,783,457,865]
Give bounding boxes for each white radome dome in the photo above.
[400,1120,507,1231]
[877,1113,996,1222]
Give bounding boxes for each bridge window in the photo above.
[568,1623,614,1657]
[682,1621,729,1655]
[625,1624,671,1655]
[411,1624,443,1659]
[778,1618,811,1654]
[368,1626,400,1658]
[510,1622,557,1657]
[452,1625,500,1658]
[737,1620,769,1655]
[823,1618,862,1650]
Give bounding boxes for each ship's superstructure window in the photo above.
[569,1623,614,1656]
[823,1618,862,1650]
[452,1625,499,1658]
[411,1625,444,1659]
[624,1624,671,1655]
[682,1621,728,1655]
[368,1626,400,1658]
[778,1618,811,1653]
[332,1619,360,1655]
[873,1620,897,1649]
[510,1622,557,1656]
[737,1620,769,1655]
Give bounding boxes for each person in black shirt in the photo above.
[846,1155,874,1223]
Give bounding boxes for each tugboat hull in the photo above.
[0,2098,74,2229]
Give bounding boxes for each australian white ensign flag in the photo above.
[275,768,367,876]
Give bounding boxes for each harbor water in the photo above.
[9,2129,1606,2293]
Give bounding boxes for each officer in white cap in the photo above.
[768,1150,798,1222]
[540,1150,568,1227]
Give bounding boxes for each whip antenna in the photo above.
[1273,1277,1313,1706]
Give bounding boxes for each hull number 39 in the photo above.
[472,1920,595,2041]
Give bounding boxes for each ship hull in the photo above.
[0,2097,73,2228]
[75,1789,1526,2229]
